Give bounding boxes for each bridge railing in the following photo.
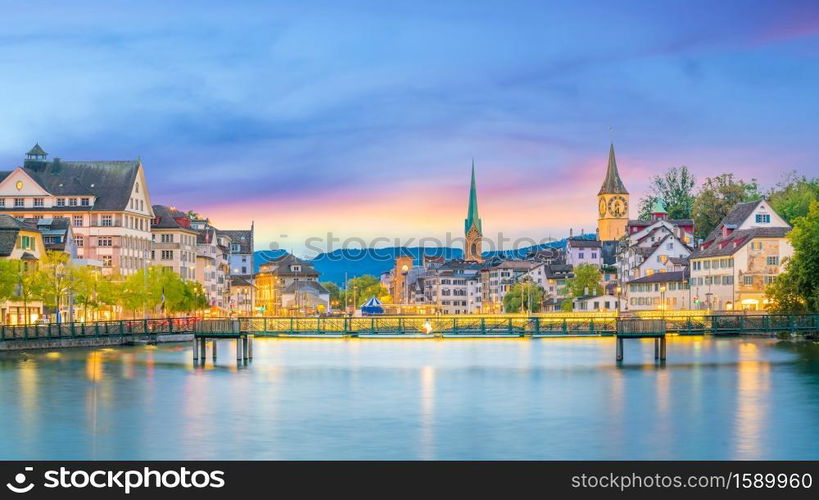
[617,318,666,337]
[0,318,199,341]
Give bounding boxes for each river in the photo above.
[1,336,817,460]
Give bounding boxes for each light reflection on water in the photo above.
[0,337,817,460]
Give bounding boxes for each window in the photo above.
[722,276,733,285]
[56,198,66,207]
[72,215,83,227]
[703,260,711,270]
[101,215,113,227]
[591,252,597,259]
[81,198,90,206]
[764,276,775,285]
[97,237,112,247]
[231,244,240,252]
[33,198,44,207]
[578,252,584,259]
[755,214,771,223]
[69,198,78,207]
[19,235,36,250]
[102,256,112,267]
[161,234,173,243]
[743,276,753,286]
[74,236,83,247]
[161,250,173,260]
[751,241,762,250]
[14,198,24,207]
[766,256,779,266]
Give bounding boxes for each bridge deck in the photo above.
[1,314,816,346]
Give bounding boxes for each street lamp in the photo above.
[659,285,667,318]
[401,264,409,310]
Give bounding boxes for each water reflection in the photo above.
[0,337,816,460]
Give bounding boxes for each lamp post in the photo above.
[659,285,667,319]
[401,264,409,311]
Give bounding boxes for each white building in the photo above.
[565,238,602,267]
[625,271,690,311]
[689,200,792,311]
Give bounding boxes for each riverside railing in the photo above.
[2,314,817,342]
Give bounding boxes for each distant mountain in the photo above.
[253,234,596,285]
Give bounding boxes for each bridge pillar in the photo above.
[236,338,243,361]
[616,337,623,361]
[660,336,667,361]
[193,338,199,364]
[654,338,659,360]
[200,337,207,362]
[242,336,249,360]
[248,336,253,360]
[212,340,217,361]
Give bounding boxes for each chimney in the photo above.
[721,225,732,238]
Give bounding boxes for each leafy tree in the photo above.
[638,166,696,220]
[766,172,819,225]
[560,263,603,311]
[503,279,545,313]
[14,260,39,325]
[767,200,819,312]
[321,281,341,309]
[29,251,74,322]
[0,259,17,305]
[339,275,389,308]
[692,174,762,239]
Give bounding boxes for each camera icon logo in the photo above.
[6,467,34,494]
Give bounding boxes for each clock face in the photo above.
[607,195,628,218]
[598,198,607,217]
[16,180,23,191]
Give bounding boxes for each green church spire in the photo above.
[465,160,482,234]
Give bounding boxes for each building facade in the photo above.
[0,215,46,324]
[255,253,322,315]
[689,200,791,311]
[0,145,154,276]
[625,270,690,311]
[150,205,199,281]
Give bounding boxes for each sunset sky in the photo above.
[1,0,817,255]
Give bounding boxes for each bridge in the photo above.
[1,314,816,362]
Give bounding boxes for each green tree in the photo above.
[321,281,341,309]
[14,261,39,325]
[692,174,762,239]
[0,260,17,306]
[766,172,819,225]
[560,263,603,311]
[340,275,389,308]
[503,279,545,313]
[29,251,75,322]
[767,200,819,312]
[638,166,696,220]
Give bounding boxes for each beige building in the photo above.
[625,271,690,311]
[150,205,199,281]
[192,220,232,313]
[0,144,154,276]
[689,200,792,311]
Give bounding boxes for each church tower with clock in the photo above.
[597,144,629,241]
[464,161,483,262]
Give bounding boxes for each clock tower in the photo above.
[464,161,483,262]
[597,144,629,241]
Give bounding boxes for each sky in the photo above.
[0,0,817,255]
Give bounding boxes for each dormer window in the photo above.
[56,198,66,207]
[81,198,90,206]
[231,244,240,252]
[755,214,770,223]
[291,265,302,272]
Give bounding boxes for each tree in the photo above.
[560,263,603,311]
[15,261,39,325]
[766,172,819,225]
[339,275,389,308]
[766,200,819,312]
[29,251,74,322]
[321,281,341,309]
[638,166,696,220]
[503,279,545,313]
[692,174,761,239]
[0,260,17,306]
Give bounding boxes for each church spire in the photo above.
[465,159,482,234]
[598,143,628,195]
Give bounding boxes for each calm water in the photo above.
[1,337,818,460]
